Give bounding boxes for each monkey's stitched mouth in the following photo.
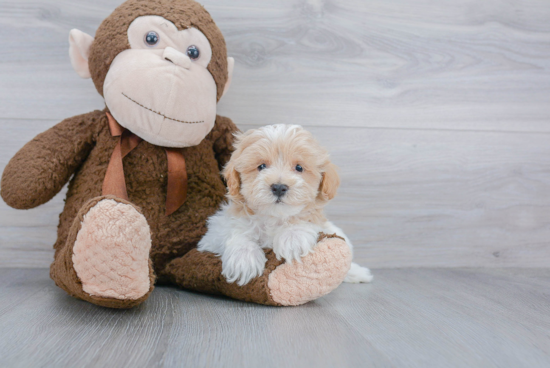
[122,93,204,124]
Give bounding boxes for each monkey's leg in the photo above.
[163,234,351,306]
[50,196,155,309]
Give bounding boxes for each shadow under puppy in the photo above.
[199,124,373,286]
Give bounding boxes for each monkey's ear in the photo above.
[222,57,235,98]
[69,29,94,79]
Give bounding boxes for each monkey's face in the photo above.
[69,8,234,148]
[103,16,218,148]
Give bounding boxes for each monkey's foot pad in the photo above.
[72,198,152,300]
[268,236,353,306]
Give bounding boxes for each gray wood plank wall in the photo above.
[1,0,549,268]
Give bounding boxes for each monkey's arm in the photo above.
[212,115,239,171]
[1,111,102,209]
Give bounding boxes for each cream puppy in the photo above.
[198,124,373,286]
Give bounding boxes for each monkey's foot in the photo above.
[71,196,153,302]
[267,234,352,306]
[164,233,351,306]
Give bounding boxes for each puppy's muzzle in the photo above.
[271,183,289,199]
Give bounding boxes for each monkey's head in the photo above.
[69,0,234,148]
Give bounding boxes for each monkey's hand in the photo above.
[212,115,239,171]
[1,111,100,209]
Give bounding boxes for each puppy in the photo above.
[198,124,373,286]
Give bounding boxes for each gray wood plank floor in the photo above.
[3,121,550,268]
[0,267,549,368]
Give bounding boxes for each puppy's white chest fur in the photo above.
[198,203,344,286]
[255,215,322,250]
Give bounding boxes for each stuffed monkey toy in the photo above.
[1,0,352,308]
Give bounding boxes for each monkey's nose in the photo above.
[163,47,191,69]
[271,184,289,199]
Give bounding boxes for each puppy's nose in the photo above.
[271,184,289,198]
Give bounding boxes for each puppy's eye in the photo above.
[295,164,303,172]
[144,31,160,47]
[258,164,267,171]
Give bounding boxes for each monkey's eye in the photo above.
[187,45,200,60]
[295,164,303,172]
[258,164,267,171]
[144,31,160,47]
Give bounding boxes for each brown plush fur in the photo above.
[0,0,233,302]
[2,110,234,246]
[0,0,238,308]
[89,0,228,101]
[2,109,237,308]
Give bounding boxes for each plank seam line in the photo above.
[2,118,550,136]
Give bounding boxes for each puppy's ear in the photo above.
[319,163,340,201]
[223,160,241,198]
[222,129,260,199]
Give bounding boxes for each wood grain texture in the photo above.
[2,120,550,268]
[1,0,550,268]
[0,0,549,131]
[0,267,549,368]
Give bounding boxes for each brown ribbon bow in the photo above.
[102,112,188,216]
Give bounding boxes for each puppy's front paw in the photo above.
[221,244,267,286]
[344,262,373,283]
[274,227,318,263]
